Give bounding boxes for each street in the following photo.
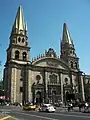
[0,106,90,120]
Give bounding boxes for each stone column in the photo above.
[11,68,16,103]
[45,71,49,103]
[45,72,48,93]
[28,70,32,103]
[14,68,17,102]
[11,68,14,103]
[81,75,85,101]
[58,72,61,99]
[43,68,46,102]
[25,65,28,103]
[69,71,72,92]
[61,73,64,103]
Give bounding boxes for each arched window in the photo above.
[36,75,41,84]
[23,52,27,60]
[75,62,78,69]
[15,50,19,59]
[20,78,23,81]
[18,37,21,42]
[70,50,72,54]
[22,38,24,43]
[64,78,68,84]
[25,42,28,46]
[71,61,73,68]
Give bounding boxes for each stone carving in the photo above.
[46,48,57,57]
[49,74,57,84]
[47,61,58,67]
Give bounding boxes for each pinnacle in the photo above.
[11,5,27,35]
[62,23,72,45]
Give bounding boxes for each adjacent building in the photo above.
[3,5,90,104]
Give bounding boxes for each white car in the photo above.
[39,104,56,112]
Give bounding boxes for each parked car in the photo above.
[23,103,36,111]
[39,104,56,112]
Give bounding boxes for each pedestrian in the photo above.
[67,102,73,112]
[78,102,82,112]
[84,102,89,112]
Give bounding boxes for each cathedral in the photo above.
[3,5,90,105]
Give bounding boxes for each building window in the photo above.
[75,62,78,69]
[13,40,15,43]
[20,78,23,81]
[18,37,21,42]
[71,61,73,68]
[49,74,57,84]
[64,78,68,84]
[22,38,24,43]
[26,42,28,46]
[23,52,27,60]
[20,87,23,92]
[52,90,56,95]
[70,50,72,54]
[15,50,19,59]
[36,75,41,84]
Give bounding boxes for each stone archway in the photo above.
[36,91,42,105]
[66,91,75,101]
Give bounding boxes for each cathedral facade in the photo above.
[3,6,90,104]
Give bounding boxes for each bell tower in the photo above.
[60,23,79,71]
[3,5,30,103]
[7,5,30,63]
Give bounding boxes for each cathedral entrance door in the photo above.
[36,91,42,105]
[66,92,75,101]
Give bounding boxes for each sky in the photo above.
[0,0,90,79]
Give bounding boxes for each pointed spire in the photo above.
[62,23,72,44]
[11,5,25,34]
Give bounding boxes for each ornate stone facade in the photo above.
[3,5,90,105]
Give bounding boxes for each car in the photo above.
[23,103,36,111]
[39,104,56,112]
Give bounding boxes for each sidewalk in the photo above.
[56,107,80,112]
[56,106,90,113]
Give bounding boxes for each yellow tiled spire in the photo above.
[14,5,25,30]
[11,5,28,35]
[62,23,72,45]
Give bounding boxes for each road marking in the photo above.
[14,112,59,120]
[0,115,12,120]
[47,112,90,119]
[0,115,16,120]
